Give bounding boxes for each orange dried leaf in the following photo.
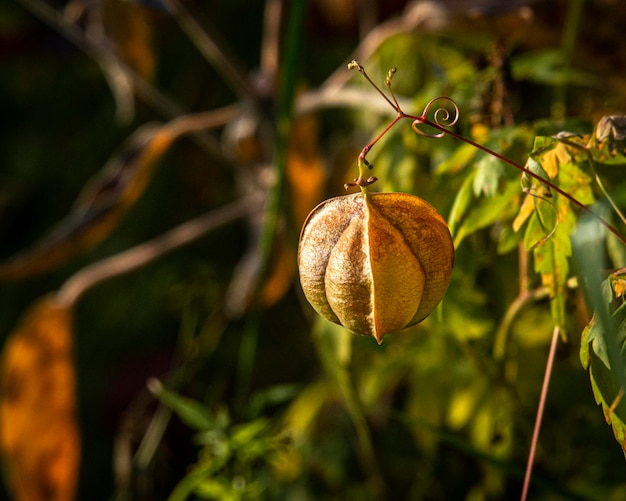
[286,110,326,226]
[104,1,156,80]
[0,296,79,501]
[260,235,297,308]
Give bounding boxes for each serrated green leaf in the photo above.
[529,201,574,332]
[453,179,520,248]
[530,135,559,156]
[575,215,626,453]
[534,237,569,331]
[521,136,596,335]
[522,194,560,250]
[588,352,626,451]
[473,155,505,197]
[557,159,595,205]
[521,157,551,196]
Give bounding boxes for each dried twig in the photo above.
[56,195,262,307]
[15,0,224,156]
[163,0,257,101]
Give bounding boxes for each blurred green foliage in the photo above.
[3,0,626,500]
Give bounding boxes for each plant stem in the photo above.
[337,362,385,498]
[16,0,223,155]
[164,0,257,101]
[314,327,385,499]
[256,0,307,275]
[521,326,560,501]
[235,311,261,415]
[233,0,307,409]
[350,63,626,245]
[410,113,626,246]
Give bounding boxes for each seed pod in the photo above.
[298,192,454,344]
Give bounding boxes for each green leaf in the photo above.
[473,154,505,198]
[435,142,476,175]
[575,215,626,453]
[529,136,563,178]
[497,225,523,255]
[521,157,551,196]
[530,201,574,332]
[557,157,595,205]
[149,379,216,431]
[453,179,520,248]
[511,48,597,86]
[521,134,596,334]
[231,418,271,448]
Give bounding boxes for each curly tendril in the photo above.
[344,61,626,246]
[412,97,460,138]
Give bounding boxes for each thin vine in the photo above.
[346,60,626,247]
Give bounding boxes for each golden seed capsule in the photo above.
[298,192,454,343]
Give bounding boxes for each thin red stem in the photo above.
[351,63,626,246]
[406,113,626,246]
[521,326,560,501]
[359,114,403,162]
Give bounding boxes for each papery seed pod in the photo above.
[298,192,454,344]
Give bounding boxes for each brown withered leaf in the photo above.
[0,123,174,281]
[103,0,156,81]
[259,231,297,309]
[286,110,326,227]
[590,115,626,164]
[0,296,79,501]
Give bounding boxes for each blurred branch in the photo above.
[260,0,282,80]
[163,0,257,101]
[492,277,578,361]
[56,195,262,307]
[0,105,240,281]
[15,0,223,156]
[356,0,378,40]
[296,87,410,116]
[257,0,307,268]
[165,104,240,138]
